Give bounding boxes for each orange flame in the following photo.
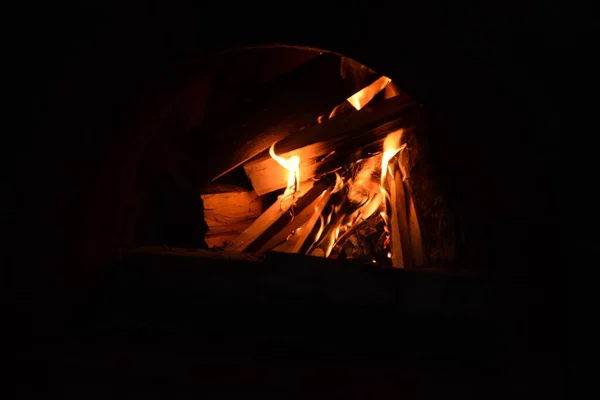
[347,76,392,110]
[379,129,406,235]
[269,143,300,200]
[381,129,405,183]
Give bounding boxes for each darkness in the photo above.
[5,1,583,397]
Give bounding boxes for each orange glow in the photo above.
[347,76,392,110]
[269,143,300,200]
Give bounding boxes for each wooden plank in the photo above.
[243,95,419,195]
[181,53,382,184]
[224,181,315,253]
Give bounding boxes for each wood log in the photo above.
[181,53,382,184]
[243,95,419,195]
[388,166,412,268]
[201,184,266,248]
[271,187,334,254]
[225,181,315,253]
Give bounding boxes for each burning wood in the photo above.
[226,145,323,253]
[271,180,337,254]
[194,58,449,269]
[377,129,413,268]
[253,179,336,255]
[243,95,419,196]
[303,158,384,259]
[210,116,427,269]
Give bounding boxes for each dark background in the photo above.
[6,1,582,397]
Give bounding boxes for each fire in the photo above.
[347,76,392,110]
[269,143,300,200]
[380,129,405,183]
[264,106,410,265]
[379,129,404,224]
[377,129,405,235]
[306,154,384,258]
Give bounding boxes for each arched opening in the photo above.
[132,46,459,269]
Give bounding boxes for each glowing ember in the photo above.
[347,76,392,110]
[269,143,300,200]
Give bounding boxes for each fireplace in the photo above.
[133,47,460,269]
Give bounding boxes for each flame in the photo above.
[347,76,392,111]
[379,129,406,239]
[380,129,405,183]
[376,129,409,265]
[270,143,300,200]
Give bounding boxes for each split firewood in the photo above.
[224,180,315,253]
[247,177,335,255]
[388,165,412,268]
[200,184,266,248]
[271,186,334,254]
[181,53,382,184]
[243,95,419,195]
